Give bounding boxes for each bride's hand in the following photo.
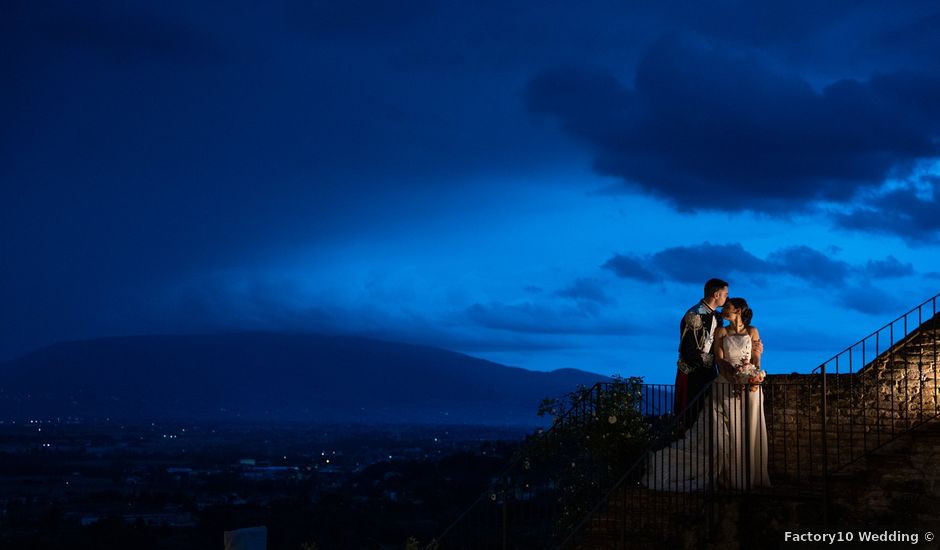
[753,339,764,355]
[719,363,734,381]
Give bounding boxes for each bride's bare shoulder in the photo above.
[748,326,761,339]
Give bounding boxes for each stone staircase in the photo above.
[574,486,706,549]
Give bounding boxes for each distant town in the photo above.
[0,417,530,548]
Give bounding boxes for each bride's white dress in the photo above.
[641,332,771,491]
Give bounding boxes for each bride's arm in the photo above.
[714,327,725,362]
[749,327,762,368]
[714,328,732,378]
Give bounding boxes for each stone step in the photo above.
[571,485,819,549]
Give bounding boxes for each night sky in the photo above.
[4,1,940,383]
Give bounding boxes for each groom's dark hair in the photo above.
[704,278,728,298]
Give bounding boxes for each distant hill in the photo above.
[0,332,614,427]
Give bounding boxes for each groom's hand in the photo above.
[754,339,764,355]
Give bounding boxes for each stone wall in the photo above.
[706,416,940,550]
[764,312,940,482]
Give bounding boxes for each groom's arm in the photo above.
[678,313,705,371]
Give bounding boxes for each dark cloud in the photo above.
[39,4,222,65]
[0,0,578,360]
[601,255,660,282]
[525,33,940,214]
[861,256,915,279]
[153,271,647,354]
[649,243,768,284]
[866,10,940,72]
[4,0,939,361]
[604,242,912,288]
[838,283,907,316]
[765,246,851,285]
[555,278,614,304]
[604,242,764,285]
[137,273,575,355]
[284,0,439,41]
[834,177,940,243]
[465,302,634,336]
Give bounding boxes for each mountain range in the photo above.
[0,332,614,427]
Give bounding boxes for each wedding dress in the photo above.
[640,332,771,491]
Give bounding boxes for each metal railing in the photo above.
[809,292,940,511]
[559,374,783,548]
[429,379,674,549]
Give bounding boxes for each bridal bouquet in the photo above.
[733,362,766,392]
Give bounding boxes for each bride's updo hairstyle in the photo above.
[728,297,753,327]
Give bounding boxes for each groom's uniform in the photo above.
[674,300,720,418]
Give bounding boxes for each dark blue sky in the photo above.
[3,0,940,382]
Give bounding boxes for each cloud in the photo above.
[146,272,578,355]
[29,2,222,65]
[765,246,851,285]
[284,0,439,40]
[866,11,940,72]
[861,255,915,279]
[604,242,772,285]
[525,33,940,215]
[555,277,615,304]
[603,242,913,288]
[601,254,661,282]
[649,243,769,284]
[4,0,940,364]
[838,283,907,316]
[834,177,940,243]
[465,301,634,336]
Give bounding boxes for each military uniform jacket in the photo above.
[677,301,719,374]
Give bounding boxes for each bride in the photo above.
[641,297,771,491]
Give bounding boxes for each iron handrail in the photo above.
[556,375,718,548]
[430,380,671,548]
[812,291,940,374]
[430,381,605,546]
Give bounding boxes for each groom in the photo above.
[673,278,728,419]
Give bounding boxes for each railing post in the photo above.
[744,382,751,491]
[501,493,508,550]
[707,386,715,542]
[934,297,938,419]
[920,306,924,425]
[820,363,829,525]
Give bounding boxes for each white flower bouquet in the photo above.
[734,362,766,393]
